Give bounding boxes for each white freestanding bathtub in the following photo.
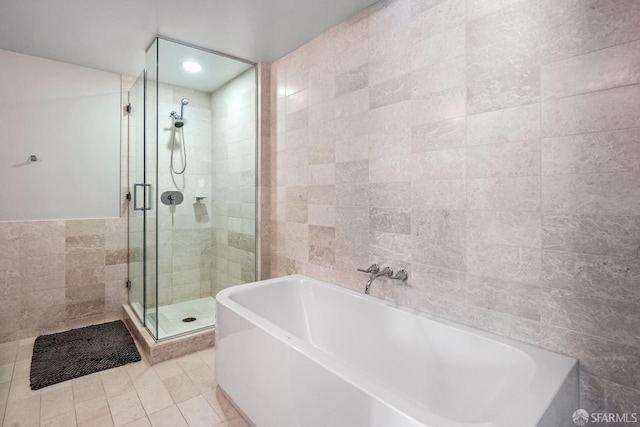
[215,275,578,427]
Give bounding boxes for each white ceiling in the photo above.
[0,0,379,78]
[156,38,254,93]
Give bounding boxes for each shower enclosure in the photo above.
[127,37,257,340]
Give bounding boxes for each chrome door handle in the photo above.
[133,183,152,211]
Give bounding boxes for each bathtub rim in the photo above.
[216,274,578,427]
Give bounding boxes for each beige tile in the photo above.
[541,325,640,391]
[467,242,541,285]
[411,0,465,39]
[152,360,184,381]
[467,176,540,211]
[540,0,640,63]
[4,394,40,427]
[368,30,411,86]
[410,148,466,180]
[40,410,77,427]
[136,382,174,415]
[76,396,113,427]
[467,211,541,248]
[542,251,640,304]
[108,390,146,427]
[101,367,135,398]
[411,179,466,210]
[41,384,74,421]
[308,205,336,227]
[7,375,40,404]
[369,208,411,234]
[466,103,540,146]
[466,0,539,81]
[410,56,465,98]
[410,86,466,126]
[369,74,410,110]
[177,395,222,427]
[411,239,466,271]
[466,0,524,20]
[411,24,466,70]
[467,274,541,321]
[542,85,640,138]
[542,289,640,347]
[148,405,188,427]
[466,306,541,345]
[605,382,640,416]
[65,219,106,237]
[541,39,640,100]
[213,416,251,427]
[369,155,411,183]
[368,231,412,262]
[175,354,207,373]
[0,364,12,384]
[335,64,368,97]
[467,139,540,178]
[411,117,465,153]
[333,88,368,119]
[368,182,409,208]
[542,214,640,258]
[541,129,640,175]
[122,417,151,427]
[162,373,200,404]
[72,373,105,404]
[542,172,640,215]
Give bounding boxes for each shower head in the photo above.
[180,98,189,120]
[174,119,185,128]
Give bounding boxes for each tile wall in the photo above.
[155,83,215,305]
[269,0,640,415]
[210,68,258,294]
[0,76,134,343]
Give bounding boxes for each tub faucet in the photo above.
[364,266,393,295]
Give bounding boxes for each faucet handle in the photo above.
[357,264,380,274]
[391,269,408,281]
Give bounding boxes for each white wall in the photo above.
[0,49,121,220]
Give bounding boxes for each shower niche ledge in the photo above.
[122,304,214,364]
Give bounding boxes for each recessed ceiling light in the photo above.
[183,61,202,72]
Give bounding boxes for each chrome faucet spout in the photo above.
[365,266,393,295]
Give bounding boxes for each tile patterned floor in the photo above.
[0,337,249,427]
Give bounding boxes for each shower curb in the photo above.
[121,304,215,364]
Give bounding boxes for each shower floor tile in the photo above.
[132,297,216,340]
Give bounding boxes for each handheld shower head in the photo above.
[180,98,189,120]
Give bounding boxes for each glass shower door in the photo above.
[128,70,146,322]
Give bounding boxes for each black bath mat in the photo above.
[30,320,141,390]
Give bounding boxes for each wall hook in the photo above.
[30,155,37,161]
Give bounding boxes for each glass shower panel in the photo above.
[128,36,258,341]
[145,39,160,339]
[127,70,145,321]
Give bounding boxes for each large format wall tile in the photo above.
[542,289,640,347]
[466,103,540,146]
[541,39,640,100]
[269,0,640,410]
[540,0,640,64]
[542,128,640,175]
[542,173,640,215]
[542,215,640,258]
[542,84,640,137]
[542,251,640,304]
